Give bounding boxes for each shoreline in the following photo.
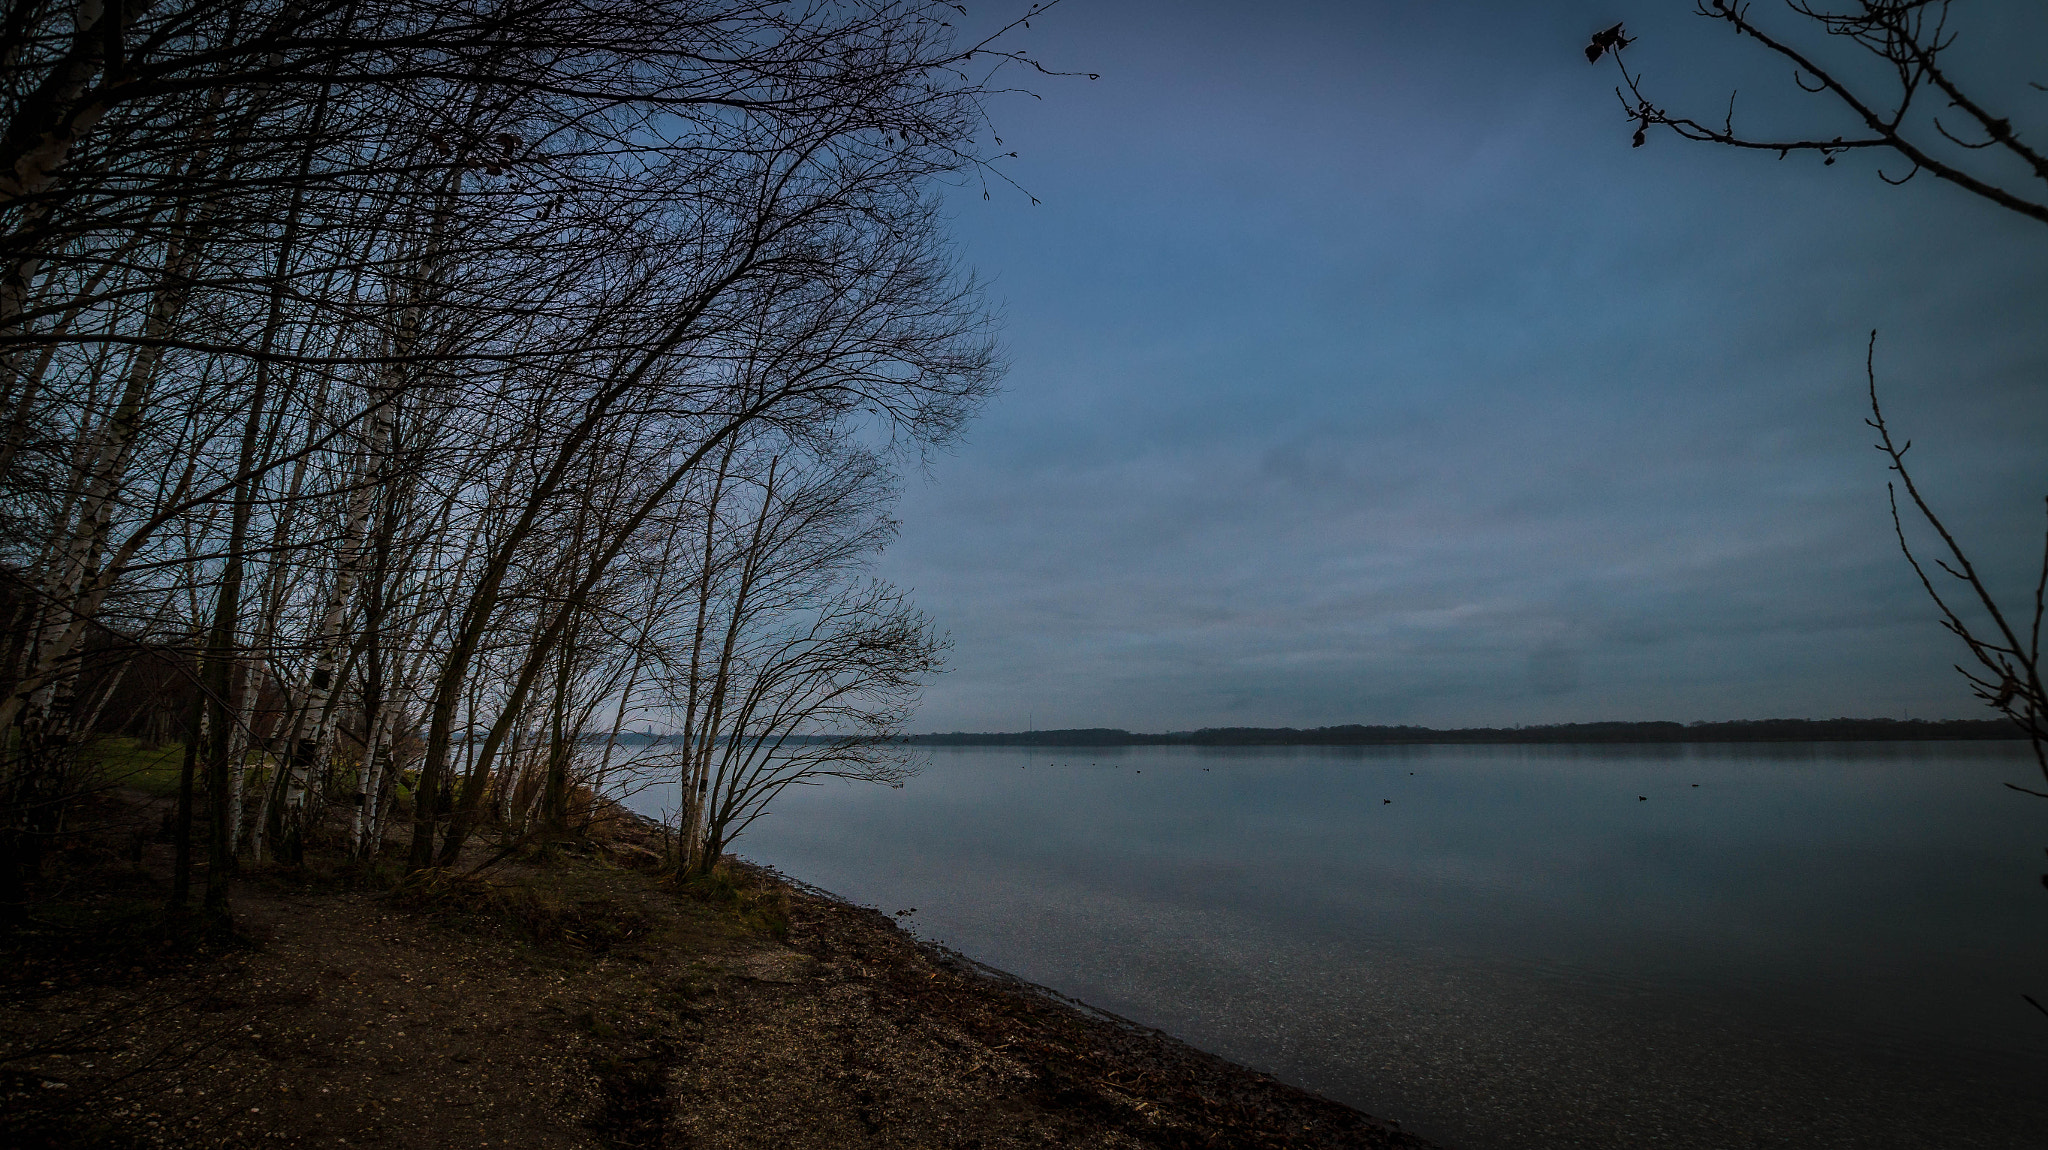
[745,857,1435,1148]
[0,794,1433,1149]
[629,802,1439,1146]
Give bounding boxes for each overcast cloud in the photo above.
[871,0,2048,732]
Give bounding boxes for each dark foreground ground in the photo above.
[0,795,1431,1150]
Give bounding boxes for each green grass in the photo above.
[79,737,187,797]
[79,739,310,805]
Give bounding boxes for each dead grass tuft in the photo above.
[386,868,654,951]
[678,861,789,940]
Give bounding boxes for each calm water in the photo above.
[630,742,2048,1148]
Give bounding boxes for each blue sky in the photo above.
[875,0,2048,732]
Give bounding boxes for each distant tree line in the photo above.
[0,0,1039,921]
[910,717,2025,747]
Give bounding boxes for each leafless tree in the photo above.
[1591,2,2046,223]
[1,0,1042,919]
[649,440,934,876]
[1862,336,2046,787]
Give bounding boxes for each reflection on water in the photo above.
[627,742,2048,1149]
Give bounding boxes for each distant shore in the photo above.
[902,717,2022,747]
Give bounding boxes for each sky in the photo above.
[870,0,2048,733]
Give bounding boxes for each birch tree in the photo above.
[2,0,1039,919]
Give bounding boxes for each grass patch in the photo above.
[388,868,654,952]
[339,856,410,890]
[79,738,186,798]
[243,853,406,895]
[677,863,789,940]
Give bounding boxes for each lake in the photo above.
[627,741,2048,1148]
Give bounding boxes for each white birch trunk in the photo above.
[280,309,407,831]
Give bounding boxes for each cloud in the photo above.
[881,0,2048,731]
[1527,646,1582,697]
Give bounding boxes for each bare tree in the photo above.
[1,0,1040,920]
[682,578,941,878]
[637,440,937,877]
[1862,337,2046,782]
[1590,1,2047,223]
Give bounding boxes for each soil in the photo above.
[0,791,1435,1150]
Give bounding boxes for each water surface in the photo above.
[633,741,2048,1148]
